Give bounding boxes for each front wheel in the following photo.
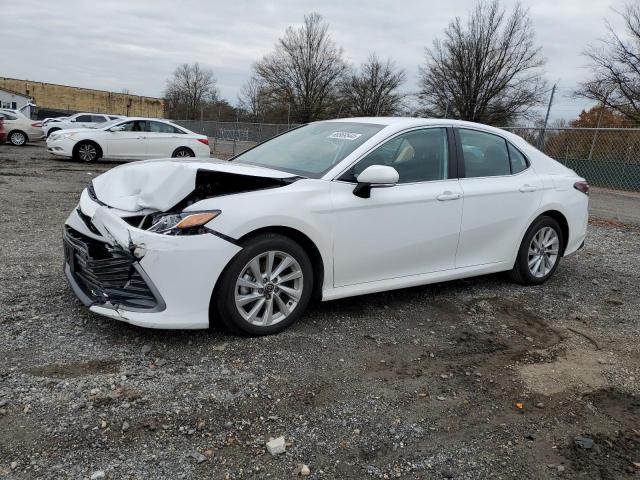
[509,215,563,285]
[9,130,27,146]
[213,234,314,336]
[73,141,101,162]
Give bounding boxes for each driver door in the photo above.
[331,127,463,287]
[104,120,148,159]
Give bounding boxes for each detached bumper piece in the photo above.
[63,226,165,311]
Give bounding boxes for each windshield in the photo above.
[232,122,385,178]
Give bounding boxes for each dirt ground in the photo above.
[0,143,639,479]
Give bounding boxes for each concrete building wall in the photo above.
[0,77,164,117]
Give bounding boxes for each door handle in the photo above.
[436,191,461,201]
[137,136,145,139]
[519,184,537,193]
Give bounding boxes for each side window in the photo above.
[149,121,180,133]
[75,114,93,122]
[1,113,17,120]
[343,128,449,184]
[508,143,528,174]
[459,129,511,178]
[108,116,120,120]
[91,115,107,123]
[118,120,146,132]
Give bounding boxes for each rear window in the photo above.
[459,129,511,178]
[149,121,183,134]
[508,143,529,174]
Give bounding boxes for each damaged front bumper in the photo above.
[64,196,241,329]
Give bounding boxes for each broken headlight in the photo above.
[147,210,221,235]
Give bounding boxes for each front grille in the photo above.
[64,226,161,310]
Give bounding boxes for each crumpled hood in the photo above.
[91,158,296,212]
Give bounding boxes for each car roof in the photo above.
[322,116,527,147]
[114,117,169,121]
[324,116,504,131]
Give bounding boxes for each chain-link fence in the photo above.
[502,127,640,191]
[171,120,300,158]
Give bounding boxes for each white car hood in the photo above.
[51,127,96,135]
[91,158,297,212]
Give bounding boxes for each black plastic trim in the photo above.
[63,226,166,313]
[203,228,239,245]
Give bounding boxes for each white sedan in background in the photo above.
[0,108,44,145]
[47,117,210,161]
[43,112,124,138]
[63,117,588,335]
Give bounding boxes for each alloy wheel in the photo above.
[10,132,26,146]
[175,149,193,157]
[78,143,97,162]
[527,226,559,278]
[234,251,304,326]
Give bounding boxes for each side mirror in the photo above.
[109,125,125,132]
[69,118,76,122]
[353,165,399,198]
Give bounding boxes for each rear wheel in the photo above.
[213,234,313,336]
[73,141,101,162]
[509,216,563,285]
[172,147,195,158]
[8,130,27,146]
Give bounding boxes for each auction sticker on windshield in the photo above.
[328,132,363,140]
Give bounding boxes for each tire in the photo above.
[509,215,563,285]
[213,233,314,336]
[172,147,195,158]
[8,130,27,146]
[73,141,101,162]
[46,128,60,138]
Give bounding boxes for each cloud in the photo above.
[3,0,630,121]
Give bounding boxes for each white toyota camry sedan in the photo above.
[47,117,210,161]
[63,118,588,335]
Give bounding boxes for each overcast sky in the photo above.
[3,0,629,122]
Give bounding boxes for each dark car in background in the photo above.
[0,115,7,144]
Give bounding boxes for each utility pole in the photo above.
[538,83,556,149]
[588,95,608,161]
[287,103,291,128]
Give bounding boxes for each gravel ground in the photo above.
[1,143,639,479]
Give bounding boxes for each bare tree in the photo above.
[164,63,218,120]
[576,4,640,122]
[338,54,406,116]
[238,76,270,120]
[418,0,547,125]
[253,13,347,122]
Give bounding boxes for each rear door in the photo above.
[91,115,109,126]
[145,121,185,157]
[331,127,463,287]
[454,128,542,267]
[103,120,148,159]
[74,114,95,129]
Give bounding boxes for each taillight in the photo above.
[197,138,209,145]
[32,122,42,127]
[574,181,589,195]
